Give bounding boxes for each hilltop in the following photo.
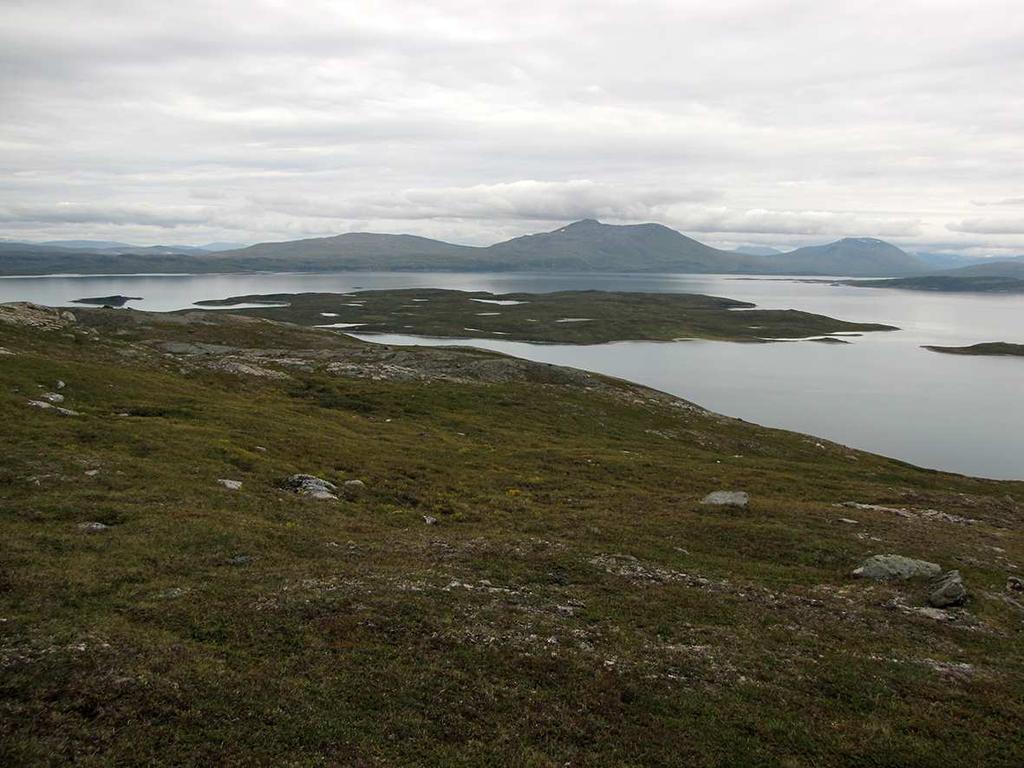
[0,302,1022,765]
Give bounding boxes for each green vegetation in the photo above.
[925,342,1024,357]
[1,304,1022,766]
[195,288,897,344]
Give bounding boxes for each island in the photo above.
[71,294,143,307]
[846,276,1024,293]
[194,288,897,344]
[924,342,1024,357]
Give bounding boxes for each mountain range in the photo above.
[2,219,1021,277]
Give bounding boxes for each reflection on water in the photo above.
[2,271,1022,479]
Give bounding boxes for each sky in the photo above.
[1,0,1023,255]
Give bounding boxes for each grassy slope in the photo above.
[1,308,1022,767]
[924,342,1024,357]
[195,289,897,344]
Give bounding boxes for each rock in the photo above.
[254,446,267,452]
[422,515,438,525]
[78,521,109,533]
[1007,576,1023,593]
[84,469,100,477]
[343,479,366,492]
[0,302,76,330]
[26,400,80,416]
[837,518,859,525]
[928,570,967,608]
[56,380,66,389]
[852,554,942,581]
[156,587,189,600]
[40,392,65,404]
[226,555,254,566]
[218,479,242,490]
[701,490,748,507]
[0,347,12,356]
[284,474,338,500]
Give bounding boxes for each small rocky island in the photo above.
[195,288,897,344]
[71,295,142,307]
[925,342,1024,357]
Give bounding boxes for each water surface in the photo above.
[2,271,1021,479]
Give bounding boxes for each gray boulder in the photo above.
[79,521,109,533]
[701,491,748,507]
[285,474,338,500]
[217,478,242,491]
[928,570,967,608]
[852,554,942,581]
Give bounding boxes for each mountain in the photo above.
[40,239,135,250]
[733,245,783,256]
[1,220,932,276]
[767,238,928,277]
[218,232,481,270]
[481,219,749,272]
[199,241,248,251]
[944,259,1024,278]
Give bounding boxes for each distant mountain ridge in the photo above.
[0,219,944,276]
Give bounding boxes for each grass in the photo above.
[194,288,898,344]
[0,306,1022,766]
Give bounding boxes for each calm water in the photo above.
[2,271,1022,479]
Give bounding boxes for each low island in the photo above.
[194,288,897,344]
[71,295,142,307]
[924,342,1024,357]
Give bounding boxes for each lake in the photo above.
[2,271,1022,479]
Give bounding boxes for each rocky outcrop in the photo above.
[851,554,941,581]
[701,491,748,507]
[0,302,76,330]
[928,570,967,607]
[284,474,338,500]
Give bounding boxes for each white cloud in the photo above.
[0,1,1022,253]
[947,218,1024,235]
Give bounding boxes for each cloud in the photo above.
[0,203,211,228]
[947,218,1024,235]
[0,1,1023,252]
[253,180,717,223]
[663,207,921,237]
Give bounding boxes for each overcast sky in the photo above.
[1,0,1023,254]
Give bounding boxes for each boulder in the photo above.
[78,521,109,533]
[284,474,338,500]
[218,479,242,491]
[1006,576,1023,594]
[40,392,65,404]
[701,491,748,507]
[852,554,942,581]
[928,570,967,608]
[27,400,80,416]
[422,515,438,525]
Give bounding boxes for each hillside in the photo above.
[0,302,1022,765]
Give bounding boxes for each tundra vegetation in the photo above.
[195,289,897,344]
[0,301,1022,766]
